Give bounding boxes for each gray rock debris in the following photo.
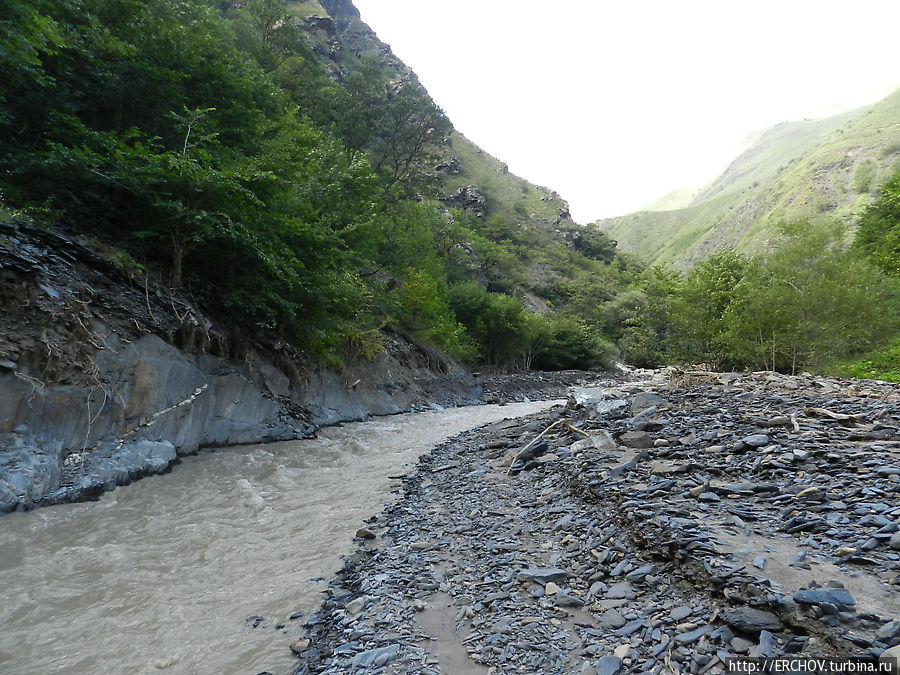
[294,370,900,674]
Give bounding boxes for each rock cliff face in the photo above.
[0,221,485,512]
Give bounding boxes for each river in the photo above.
[0,401,560,675]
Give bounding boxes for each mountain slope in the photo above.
[293,0,576,229]
[289,0,628,327]
[597,88,900,267]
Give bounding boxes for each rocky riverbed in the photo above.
[290,369,900,674]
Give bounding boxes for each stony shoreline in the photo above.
[1,219,594,514]
[0,367,586,514]
[290,369,900,674]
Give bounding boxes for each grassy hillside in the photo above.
[642,187,697,212]
[598,89,900,267]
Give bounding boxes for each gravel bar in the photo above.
[289,369,900,674]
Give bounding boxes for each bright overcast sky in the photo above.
[353,0,900,222]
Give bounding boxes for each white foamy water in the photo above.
[0,401,559,675]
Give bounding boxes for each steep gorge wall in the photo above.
[0,221,482,512]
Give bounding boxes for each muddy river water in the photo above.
[0,401,559,675]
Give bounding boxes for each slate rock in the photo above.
[351,644,400,668]
[876,620,900,643]
[625,563,655,582]
[596,655,622,675]
[555,590,583,607]
[630,392,666,412]
[601,609,627,629]
[670,605,692,622]
[619,431,653,449]
[608,461,636,479]
[793,588,856,611]
[517,567,567,585]
[743,434,770,447]
[615,619,644,637]
[758,630,776,657]
[605,581,633,599]
[675,624,714,645]
[721,607,784,634]
[730,637,754,653]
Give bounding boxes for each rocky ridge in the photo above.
[291,369,900,674]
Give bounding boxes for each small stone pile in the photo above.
[290,369,900,674]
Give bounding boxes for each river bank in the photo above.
[0,400,565,675]
[292,369,900,674]
[0,219,594,513]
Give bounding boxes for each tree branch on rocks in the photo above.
[506,418,566,475]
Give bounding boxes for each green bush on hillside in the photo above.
[855,168,900,277]
[607,220,900,374]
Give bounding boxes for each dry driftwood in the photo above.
[506,418,565,475]
[805,407,863,423]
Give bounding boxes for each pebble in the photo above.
[730,636,754,653]
[290,638,310,655]
[601,609,627,628]
[882,645,900,669]
[295,371,900,674]
[721,607,784,633]
[596,655,622,675]
[793,588,856,611]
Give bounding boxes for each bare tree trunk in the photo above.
[170,239,185,289]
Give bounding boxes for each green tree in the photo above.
[604,268,679,367]
[668,249,749,368]
[855,169,900,277]
[723,221,899,372]
[573,227,618,263]
[447,282,529,366]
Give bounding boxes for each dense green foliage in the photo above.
[5,0,897,378]
[855,169,900,278]
[0,0,624,369]
[830,338,900,383]
[835,168,900,380]
[603,220,900,374]
[0,0,446,358]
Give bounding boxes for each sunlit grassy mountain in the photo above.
[596,88,900,267]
